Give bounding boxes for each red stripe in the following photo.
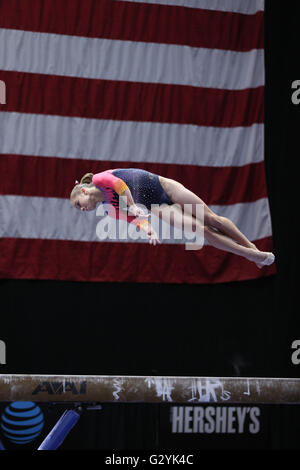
[0,0,263,52]
[1,71,264,128]
[0,237,276,284]
[0,155,267,206]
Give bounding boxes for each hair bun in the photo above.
[80,173,94,184]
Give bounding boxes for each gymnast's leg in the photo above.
[152,200,274,266]
[151,204,273,264]
[158,177,274,266]
[202,225,273,264]
[159,177,256,248]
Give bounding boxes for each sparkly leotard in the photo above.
[92,168,173,225]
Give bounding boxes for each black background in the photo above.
[0,0,300,451]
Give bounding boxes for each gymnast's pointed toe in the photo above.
[260,252,275,266]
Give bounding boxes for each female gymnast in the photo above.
[70,168,275,268]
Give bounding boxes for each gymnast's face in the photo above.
[72,187,98,212]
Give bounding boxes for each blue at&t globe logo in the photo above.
[0,402,44,445]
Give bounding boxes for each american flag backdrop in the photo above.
[0,0,276,284]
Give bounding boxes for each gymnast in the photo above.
[70,168,275,267]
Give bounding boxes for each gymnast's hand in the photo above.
[147,227,161,246]
[128,204,150,218]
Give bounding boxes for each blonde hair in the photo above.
[70,172,94,200]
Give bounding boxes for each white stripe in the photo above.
[0,29,264,90]
[0,195,272,244]
[0,112,264,167]
[119,0,264,14]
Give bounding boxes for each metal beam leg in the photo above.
[38,409,81,450]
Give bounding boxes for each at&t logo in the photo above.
[0,402,44,445]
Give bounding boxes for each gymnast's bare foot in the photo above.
[249,245,275,269]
